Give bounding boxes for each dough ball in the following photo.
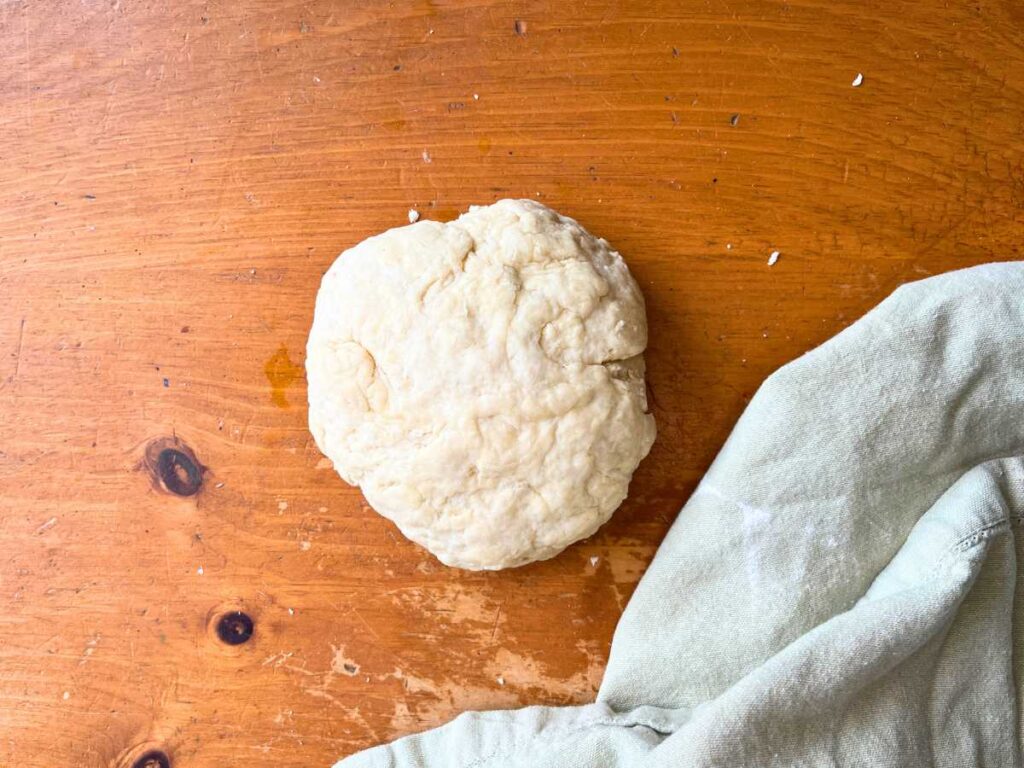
[306,199,655,570]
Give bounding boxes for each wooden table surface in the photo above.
[1,1,1022,765]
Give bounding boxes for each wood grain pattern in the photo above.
[1,1,1022,764]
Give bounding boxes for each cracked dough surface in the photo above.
[306,199,656,570]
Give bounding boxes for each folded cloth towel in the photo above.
[335,262,1024,767]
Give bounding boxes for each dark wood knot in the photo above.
[155,449,202,496]
[216,611,254,645]
[143,438,204,496]
[132,750,170,768]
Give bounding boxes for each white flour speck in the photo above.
[408,209,420,223]
[36,517,58,534]
[768,250,780,266]
[695,483,772,590]
[421,149,432,163]
[62,691,70,700]
[496,676,505,686]
[589,556,600,567]
[852,73,864,87]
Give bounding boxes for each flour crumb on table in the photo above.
[768,250,780,266]
[852,72,864,87]
[408,209,420,223]
[36,517,58,534]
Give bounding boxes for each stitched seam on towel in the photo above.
[926,514,1024,578]
[950,513,1024,552]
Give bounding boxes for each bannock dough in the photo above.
[306,199,656,570]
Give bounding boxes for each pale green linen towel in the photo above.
[336,262,1024,767]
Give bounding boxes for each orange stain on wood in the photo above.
[264,345,303,408]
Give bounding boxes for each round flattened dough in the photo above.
[306,199,656,570]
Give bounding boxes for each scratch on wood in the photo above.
[242,18,265,80]
[239,411,255,444]
[12,317,25,380]
[22,10,32,128]
[346,604,385,645]
[263,651,295,667]
[489,602,503,642]
[717,0,785,81]
[609,580,625,612]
